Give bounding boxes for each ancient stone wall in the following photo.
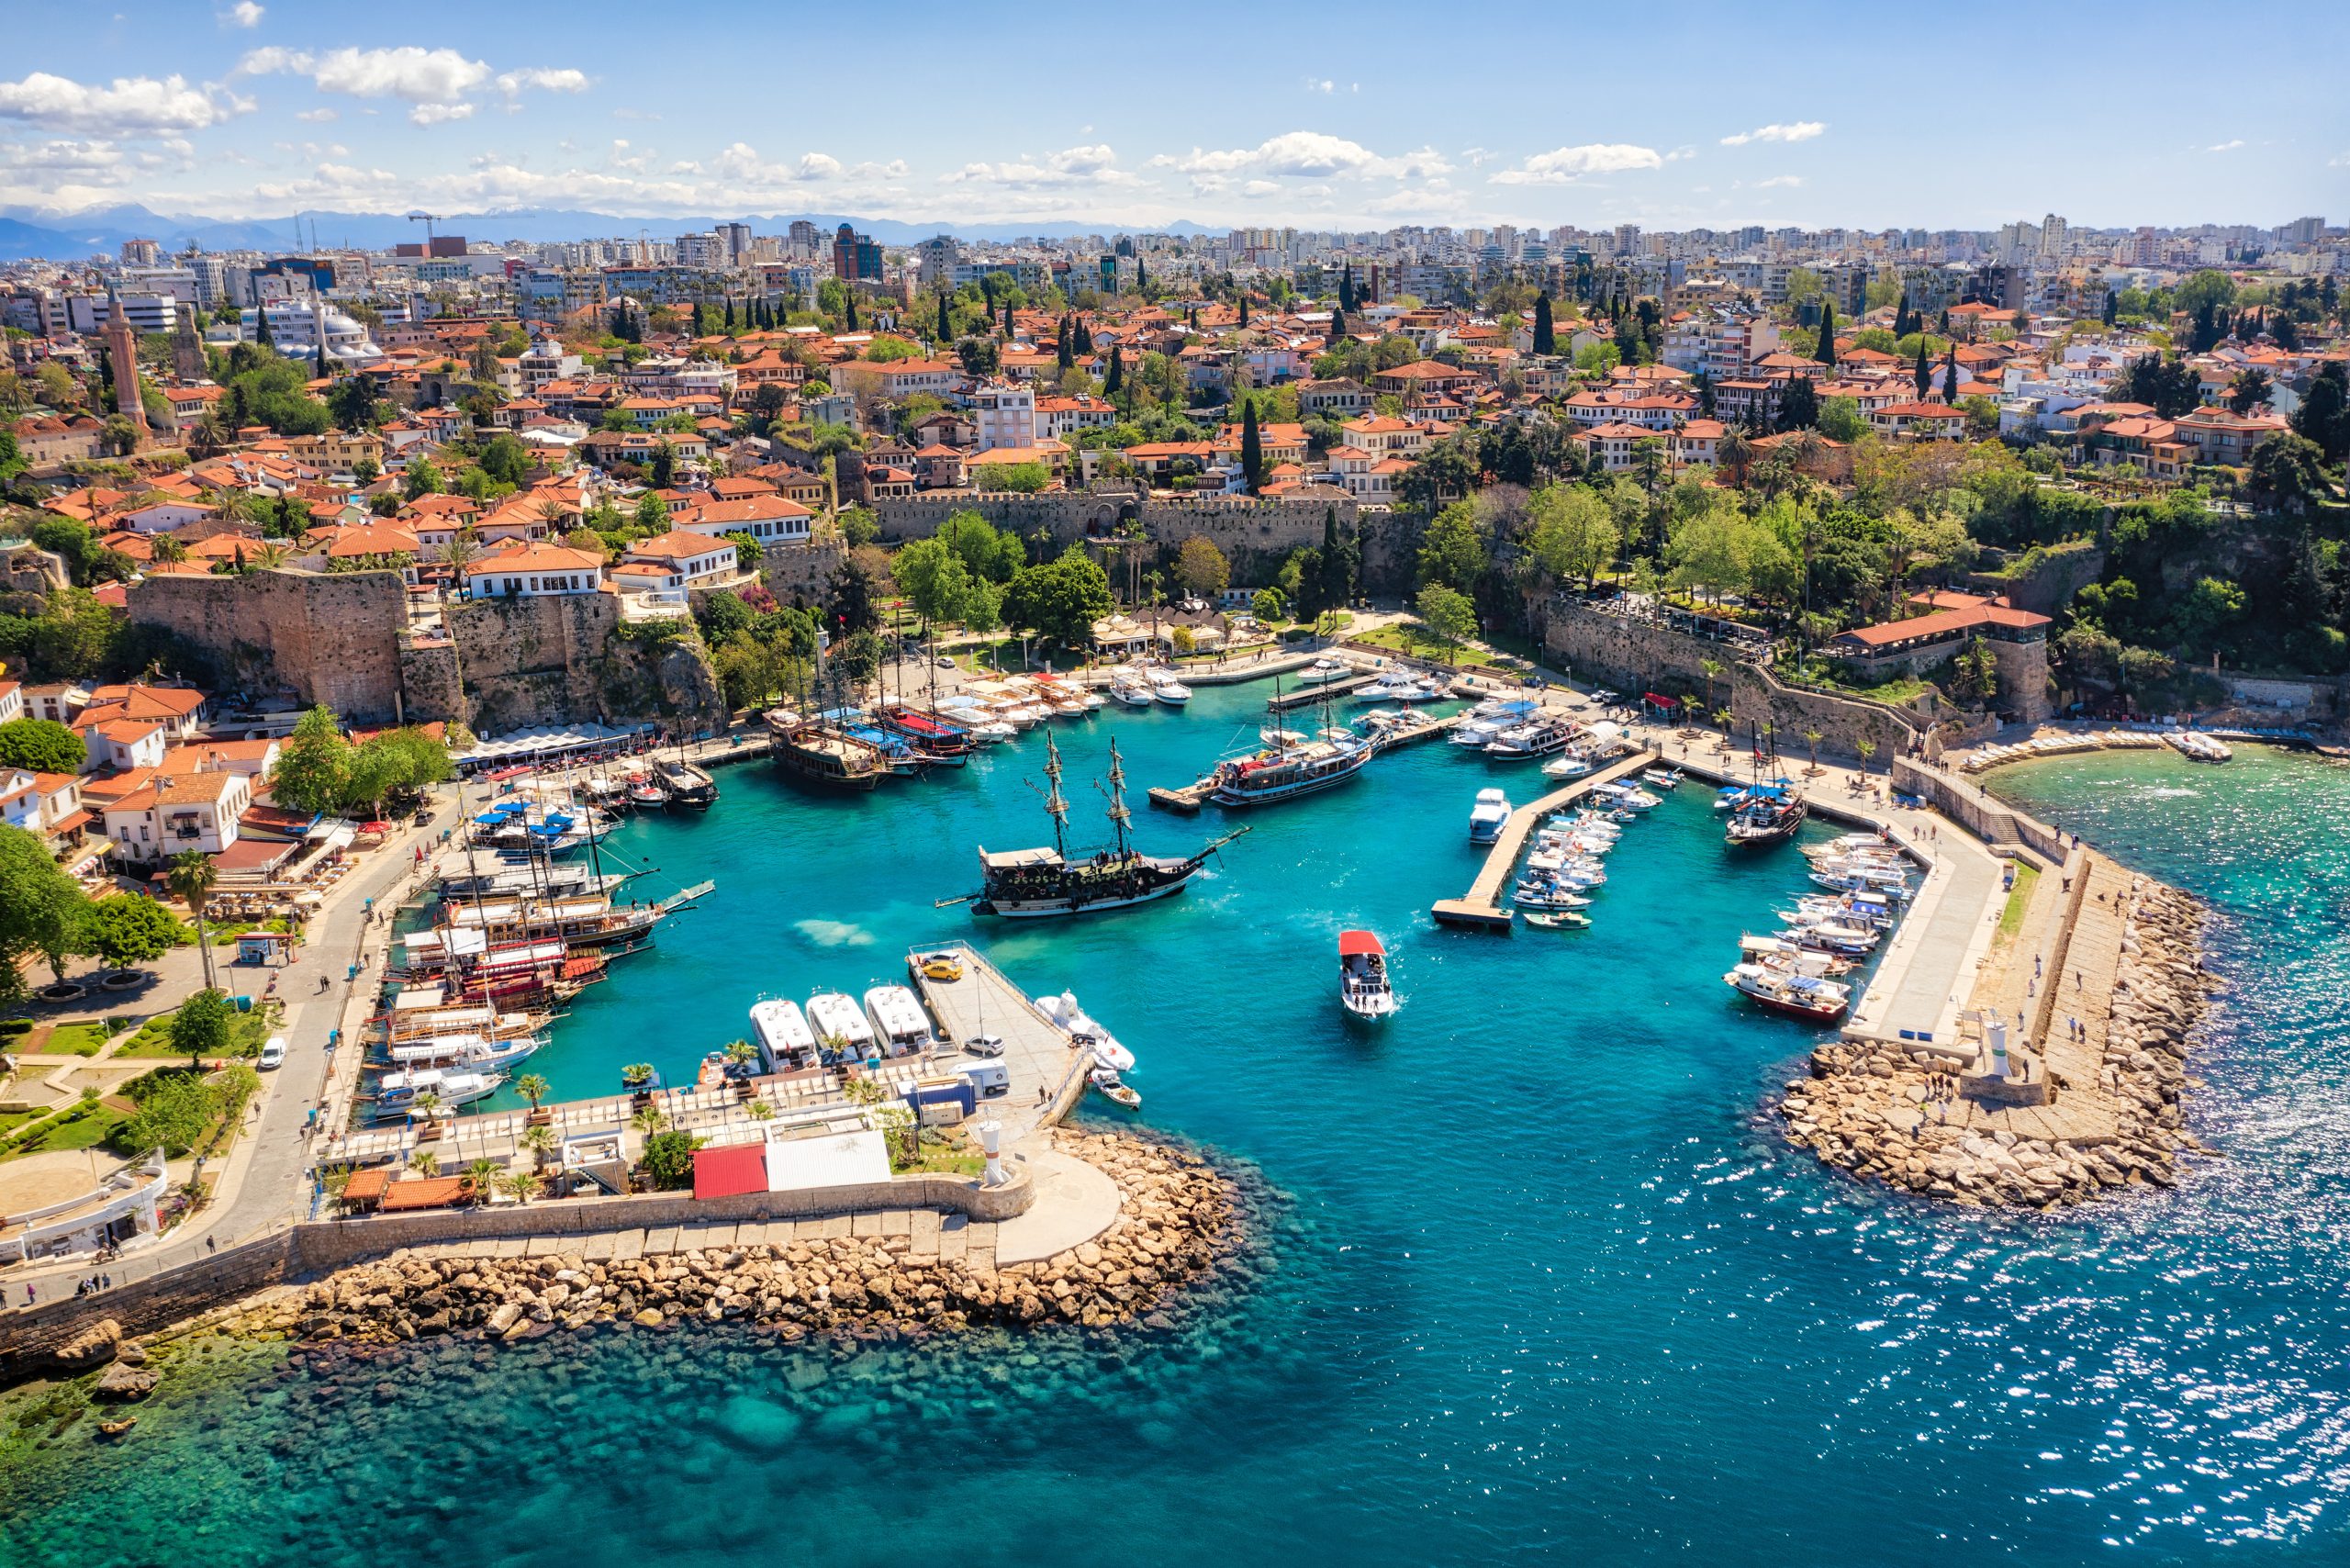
[1965,539,2107,617]
[1891,756,2069,862]
[127,570,409,722]
[445,592,726,736]
[0,1232,300,1378]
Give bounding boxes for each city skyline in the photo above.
[3,0,2345,232]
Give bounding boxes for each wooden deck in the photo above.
[1432,748,1657,931]
[1267,671,1374,710]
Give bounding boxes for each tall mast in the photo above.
[1103,735,1132,858]
[1040,733,1069,860]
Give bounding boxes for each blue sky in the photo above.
[3,0,2345,230]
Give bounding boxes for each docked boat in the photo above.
[466,801,608,857]
[1640,768,1683,790]
[767,709,890,791]
[961,736,1244,918]
[1149,671,1192,706]
[1541,751,1595,780]
[749,997,819,1072]
[1354,670,1446,704]
[863,984,936,1056]
[1725,784,1806,847]
[1337,930,1398,1020]
[438,890,666,950]
[1469,788,1513,844]
[1451,697,1540,747]
[1740,933,1856,977]
[880,705,975,766]
[1109,673,1157,707]
[654,758,719,808]
[1484,716,1576,759]
[1040,991,1136,1070]
[372,1066,504,1117]
[1088,1066,1142,1110]
[1525,910,1590,930]
[625,774,669,810]
[1209,729,1371,806]
[2164,730,2232,763]
[384,1031,545,1071]
[437,860,620,901]
[804,991,878,1059]
[1723,963,1851,1023]
[1295,656,1348,685]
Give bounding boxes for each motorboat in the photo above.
[1295,657,1348,685]
[1723,963,1851,1023]
[1469,788,1513,845]
[863,984,936,1056]
[1088,1066,1142,1110]
[1354,671,1446,703]
[1110,675,1157,707]
[804,991,879,1059]
[1640,768,1683,790]
[1259,725,1309,748]
[1338,930,1397,1020]
[1149,672,1193,706]
[1484,717,1576,759]
[372,1066,505,1117]
[1541,751,1595,780]
[1040,990,1136,1070]
[1740,934,1856,977]
[749,997,818,1072]
[1524,910,1590,930]
[625,774,669,810]
[1451,697,1540,747]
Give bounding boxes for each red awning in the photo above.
[693,1143,768,1201]
[1641,692,1681,708]
[1337,929,1385,958]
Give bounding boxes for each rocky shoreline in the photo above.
[1782,877,2217,1208]
[225,1129,1237,1352]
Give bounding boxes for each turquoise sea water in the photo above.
[9,704,2350,1567]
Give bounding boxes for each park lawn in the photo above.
[1351,622,1518,675]
[0,1101,136,1162]
[116,1005,275,1059]
[41,1023,113,1058]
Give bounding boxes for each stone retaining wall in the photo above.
[129,569,411,721]
[1892,756,2069,864]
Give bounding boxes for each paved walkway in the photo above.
[995,1148,1122,1266]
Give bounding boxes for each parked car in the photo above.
[257,1036,287,1070]
[964,1034,1004,1058]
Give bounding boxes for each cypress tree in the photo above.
[1893,291,1911,339]
[1942,349,1959,402]
[1136,254,1147,290]
[1814,300,1836,366]
[2101,289,2119,327]
[254,305,274,350]
[1239,396,1262,493]
[316,342,330,381]
[1532,292,1554,355]
[1239,294,1250,328]
[1331,305,1348,342]
[1073,318,1091,355]
[845,293,858,332]
[1913,339,1931,398]
[1104,342,1124,396]
[1002,297,1014,337]
[1339,263,1356,312]
[937,293,950,344]
[1057,316,1073,370]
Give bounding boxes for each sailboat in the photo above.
[949,734,1246,918]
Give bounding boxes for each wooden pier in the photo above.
[1431,748,1658,931]
[1147,778,1216,813]
[1267,671,1373,710]
[1368,710,1463,750]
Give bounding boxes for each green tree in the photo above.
[2247,431,2331,514]
[1415,583,1477,661]
[1174,535,1230,600]
[975,461,1050,494]
[1814,300,1837,366]
[1532,292,1555,355]
[1913,339,1931,398]
[1002,553,1115,648]
[115,1070,218,1157]
[273,704,354,815]
[640,1127,703,1190]
[1238,398,1264,493]
[84,894,180,970]
[0,717,84,773]
[1416,500,1487,591]
[1524,483,1618,589]
[171,987,236,1067]
[403,457,443,499]
[1251,587,1286,623]
[0,825,86,1002]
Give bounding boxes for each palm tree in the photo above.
[1716,427,1752,487]
[520,1122,559,1170]
[465,1157,501,1204]
[1803,728,1824,777]
[724,1038,758,1074]
[407,1148,441,1178]
[408,1091,445,1126]
[498,1169,537,1206]
[165,849,218,989]
[151,534,187,564]
[631,1104,668,1140]
[515,1072,551,1114]
[1699,657,1723,727]
[1713,705,1734,745]
[1855,735,1877,785]
[187,409,230,459]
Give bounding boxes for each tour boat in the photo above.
[466,801,608,857]
[626,774,669,810]
[1725,785,1807,847]
[1208,730,1372,807]
[1483,717,1575,759]
[1740,934,1856,977]
[749,997,819,1072]
[767,709,890,791]
[654,758,719,808]
[437,861,618,901]
[1149,672,1193,706]
[805,991,879,1060]
[1723,963,1851,1023]
[863,984,936,1057]
[962,737,1244,918]
[1337,929,1398,1020]
[372,1066,505,1117]
[384,1031,545,1071]
[1040,991,1136,1070]
[880,705,974,767]
[1088,1066,1142,1111]
[1469,788,1513,845]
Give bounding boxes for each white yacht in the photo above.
[1469,788,1513,844]
[1354,671,1446,703]
[1149,671,1193,705]
[1541,751,1595,780]
[805,991,878,1058]
[862,984,936,1057]
[1109,675,1156,707]
[373,1066,504,1117]
[749,997,818,1071]
[1040,991,1136,1070]
[1295,656,1348,685]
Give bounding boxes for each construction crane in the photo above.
[407,212,449,242]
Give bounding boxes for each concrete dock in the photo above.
[1267,672,1375,709]
[908,943,1092,1139]
[1432,748,1658,930]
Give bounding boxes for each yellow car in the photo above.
[919,954,965,981]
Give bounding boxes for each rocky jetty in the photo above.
[238,1130,1236,1349]
[1782,878,2215,1208]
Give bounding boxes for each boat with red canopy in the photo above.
[1338,930,1397,1020]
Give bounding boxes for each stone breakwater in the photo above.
[1781,879,2216,1208]
[235,1131,1234,1350]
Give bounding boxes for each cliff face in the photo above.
[128,569,410,721]
[448,593,726,735]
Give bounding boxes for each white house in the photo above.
[461,543,606,599]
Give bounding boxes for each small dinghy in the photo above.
[1088,1065,1141,1110]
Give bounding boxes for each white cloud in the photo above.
[945,145,1136,190]
[1489,142,1663,185]
[221,1,263,26]
[1304,77,1333,94]
[240,45,490,102]
[408,102,475,126]
[711,141,845,185]
[1756,174,1803,188]
[1157,131,1448,183]
[497,67,590,96]
[0,71,245,133]
[1719,120,1825,147]
[2207,138,2244,152]
[294,106,337,122]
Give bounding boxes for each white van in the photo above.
[952,1058,1010,1098]
[257,1036,287,1070]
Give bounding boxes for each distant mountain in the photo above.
[0,203,1218,262]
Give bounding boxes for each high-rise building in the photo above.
[788,219,820,253]
[2038,213,2067,258]
[833,223,882,282]
[119,237,162,267]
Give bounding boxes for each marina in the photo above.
[1431,748,1658,928]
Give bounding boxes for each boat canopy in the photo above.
[979,846,1064,870]
[1337,930,1385,958]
